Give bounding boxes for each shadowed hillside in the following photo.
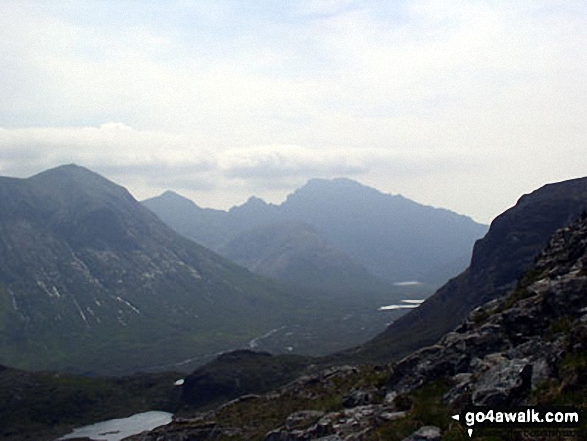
[342,176,587,364]
[0,165,297,375]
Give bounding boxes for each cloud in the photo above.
[0,123,479,197]
[0,1,585,222]
[1,124,486,202]
[0,124,458,178]
[220,145,369,179]
[2,1,584,146]
[0,115,584,224]
[0,124,211,176]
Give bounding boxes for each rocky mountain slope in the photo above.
[132,212,587,440]
[129,176,587,421]
[143,178,487,287]
[344,176,587,364]
[0,165,300,375]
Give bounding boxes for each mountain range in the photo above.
[0,165,301,374]
[168,175,587,412]
[128,196,587,441]
[1,165,470,375]
[1,169,586,440]
[344,176,587,364]
[142,178,488,291]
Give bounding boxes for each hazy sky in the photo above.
[1,0,585,224]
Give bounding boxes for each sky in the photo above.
[0,0,585,224]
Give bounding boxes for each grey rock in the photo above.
[132,213,587,441]
[342,387,380,408]
[285,410,325,430]
[401,425,441,441]
[443,373,472,406]
[385,213,587,412]
[471,358,532,406]
[376,411,407,422]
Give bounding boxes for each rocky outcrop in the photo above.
[385,211,587,409]
[130,212,587,440]
[401,426,441,441]
[264,404,405,440]
[260,212,587,439]
[346,177,587,365]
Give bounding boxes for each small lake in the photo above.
[393,281,423,286]
[58,410,173,441]
[378,299,424,311]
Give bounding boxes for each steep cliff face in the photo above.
[131,212,587,441]
[347,177,587,364]
[386,211,587,406]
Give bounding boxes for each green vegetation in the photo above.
[0,165,430,376]
[533,351,587,408]
[181,350,314,409]
[471,308,491,325]
[528,349,587,439]
[184,372,494,441]
[501,286,533,311]
[547,315,574,339]
[176,365,384,440]
[0,165,305,375]
[0,366,182,441]
[367,381,470,441]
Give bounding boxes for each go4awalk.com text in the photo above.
[451,406,582,438]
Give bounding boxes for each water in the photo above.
[58,410,173,441]
[378,299,424,311]
[379,304,419,310]
[393,281,422,286]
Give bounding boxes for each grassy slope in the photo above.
[0,365,183,441]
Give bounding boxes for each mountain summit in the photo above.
[143,178,488,287]
[348,176,587,363]
[0,165,296,374]
[129,196,587,441]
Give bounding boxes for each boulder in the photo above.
[401,425,441,441]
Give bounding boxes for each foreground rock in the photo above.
[349,177,587,365]
[129,212,587,440]
[386,212,587,410]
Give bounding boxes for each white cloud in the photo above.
[0,124,209,174]
[0,1,585,222]
[0,124,481,206]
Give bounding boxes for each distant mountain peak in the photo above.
[144,176,488,285]
[305,177,356,185]
[29,163,117,188]
[28,163,134,205]
[161,190,182,198]
[302,177,374,190]
[31,163,93,178]
[288,177,402,204]
[158,190,201,207]
[246,195,267,205]
[0,165,297,374]
[229,195,269,213]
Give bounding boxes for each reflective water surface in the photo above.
[58,410,173,441]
